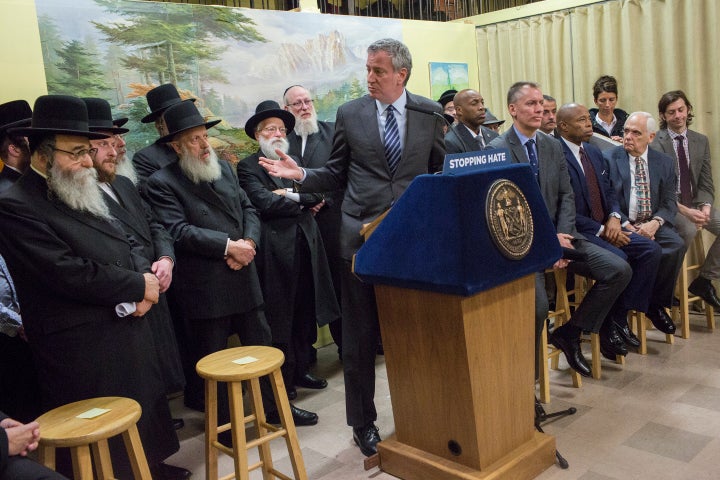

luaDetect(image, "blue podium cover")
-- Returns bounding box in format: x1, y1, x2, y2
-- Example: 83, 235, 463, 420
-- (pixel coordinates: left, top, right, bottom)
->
354, 164, 561, 296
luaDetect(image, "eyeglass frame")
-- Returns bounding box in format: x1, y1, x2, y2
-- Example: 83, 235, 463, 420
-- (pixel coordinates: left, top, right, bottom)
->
258, 126, 288, 135
52, 147, 98, 161
286, 99, 314, 109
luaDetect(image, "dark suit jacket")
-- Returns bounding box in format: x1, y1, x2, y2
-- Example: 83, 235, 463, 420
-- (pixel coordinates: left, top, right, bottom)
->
444, 123, 498, 154
0, 167, 21, 194
604, 146, 678, 225
589, 108, 628, 139
132, 142, 178, 198
561, 139, 620, 236
287, 121, 343, 258
651, 128, 714, 205
488, 127, 581, 238
145, 160, 264, 320
301, 92, 446, 260
237, 152, 339, 340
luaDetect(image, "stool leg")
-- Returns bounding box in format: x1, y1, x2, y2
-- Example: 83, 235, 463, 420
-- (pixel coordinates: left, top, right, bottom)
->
637, 313, 647, 355
269, 369, 308, 480
39, 445, 56, 470
590, 333, 601, 379
228, 380, 251, 480
248, 377, 274, 479
706, 304, 715, 330
91, 439, 114, 480
71, 445, 94, 480
122, 424, 152, 480
205, 378, 219, 480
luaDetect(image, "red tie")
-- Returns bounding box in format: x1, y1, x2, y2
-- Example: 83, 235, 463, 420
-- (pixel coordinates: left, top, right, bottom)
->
579, 147, 605, 223
675, 135, 693, 207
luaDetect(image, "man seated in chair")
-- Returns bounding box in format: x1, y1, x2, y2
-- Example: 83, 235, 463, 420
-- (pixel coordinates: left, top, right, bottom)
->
0, 410, 68, 480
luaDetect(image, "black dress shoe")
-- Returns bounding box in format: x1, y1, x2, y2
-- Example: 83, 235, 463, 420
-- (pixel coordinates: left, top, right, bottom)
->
150, 462, 191, 480
172, 418, 185, 430
287, 387, 297, 400
549, 329, 591, 377
614, 321, 641, 348
295, 372, 328, 390
353, 423, 381, 457
604, 324, 628, 355
266, 404, 318, 426
689, 276, 720, 309
646, 306, 676, 334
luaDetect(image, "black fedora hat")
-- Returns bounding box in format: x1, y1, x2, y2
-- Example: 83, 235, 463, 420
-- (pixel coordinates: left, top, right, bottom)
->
244, 100, 295, 138
437, 89, 457, 108
141, 83, 196, 124
113, 117, 128, 128
10, 95, 109, 140
483, 109, 505, 126
157, 100, 221, 144
83, 98, 129, 134
0, 100, 32, 135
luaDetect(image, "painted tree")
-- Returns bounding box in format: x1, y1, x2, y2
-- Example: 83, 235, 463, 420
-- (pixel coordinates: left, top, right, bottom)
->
92, 1, 266, 90
50, 39, 110, 96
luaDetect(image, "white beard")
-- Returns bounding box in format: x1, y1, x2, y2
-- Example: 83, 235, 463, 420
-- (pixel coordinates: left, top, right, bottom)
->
48, 161, 111, 219
258, 136, 289, 160
115, 151, 138, 185
178, 146, 222, 184
294, 113, 319, 137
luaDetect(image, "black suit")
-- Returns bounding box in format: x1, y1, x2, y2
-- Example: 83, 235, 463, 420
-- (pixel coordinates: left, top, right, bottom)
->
604, 145, 686, 307
0, 411, 67, 480
104, 175, 185, 393
146, 160, 272, 412
0, 170, 178, 472
132, 142, 177, 198
299, 91, 445, 428
444, 122, 498, 154
0, 167, 21, 194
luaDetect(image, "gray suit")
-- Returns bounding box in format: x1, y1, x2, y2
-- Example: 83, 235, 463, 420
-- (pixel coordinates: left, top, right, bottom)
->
488, 127, 631, 340
652, 129, 720, 280
299, 91, 445, 427
444, 122, 498, 154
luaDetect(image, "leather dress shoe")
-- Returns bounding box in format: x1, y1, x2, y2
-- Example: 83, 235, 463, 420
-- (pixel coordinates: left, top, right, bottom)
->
604, 323, 628, 355
353, 422, 381, 457
295, 372, 328, 390
549, 329, 591, 377
287, 387, 297, 400
614, 320, 641, 348
172, 418, 185, 430
646, 306, 676, 335
689, 276, 720, 309
150, 462, 191, 480
266, 404, 318, 426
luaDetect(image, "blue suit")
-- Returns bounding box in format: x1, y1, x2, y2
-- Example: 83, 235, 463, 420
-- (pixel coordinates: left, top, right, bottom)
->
562, 139, 661, 313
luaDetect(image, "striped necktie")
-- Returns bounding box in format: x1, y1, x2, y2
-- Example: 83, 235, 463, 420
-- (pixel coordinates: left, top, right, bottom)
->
384, 105, 401, 174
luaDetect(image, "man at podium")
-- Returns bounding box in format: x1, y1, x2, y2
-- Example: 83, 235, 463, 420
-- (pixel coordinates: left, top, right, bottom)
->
488, 82, 632, 377
259, 38, 445, 457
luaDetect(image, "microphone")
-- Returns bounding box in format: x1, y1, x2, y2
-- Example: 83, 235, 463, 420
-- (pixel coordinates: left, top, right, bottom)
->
406, 104, 473, 153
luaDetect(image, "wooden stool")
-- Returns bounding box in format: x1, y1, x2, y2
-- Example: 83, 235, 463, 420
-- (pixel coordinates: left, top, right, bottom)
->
673, 233, 715, 338
196, 345, 307, 480
36, 396, 151, 480
629, 309, 674, 355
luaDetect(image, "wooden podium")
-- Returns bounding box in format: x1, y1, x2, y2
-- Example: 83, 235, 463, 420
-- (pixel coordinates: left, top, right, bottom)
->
354, 166, 561, 479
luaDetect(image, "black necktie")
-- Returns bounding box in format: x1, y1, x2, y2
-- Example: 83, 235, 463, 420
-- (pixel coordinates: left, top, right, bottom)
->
579, 147, 605, 223
525, 139, 539, 180
675, 135, 693, 207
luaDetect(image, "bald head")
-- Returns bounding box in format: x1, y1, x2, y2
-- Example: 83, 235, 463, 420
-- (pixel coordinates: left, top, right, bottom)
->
556, 103, 593, 145
453, 89, 486, 131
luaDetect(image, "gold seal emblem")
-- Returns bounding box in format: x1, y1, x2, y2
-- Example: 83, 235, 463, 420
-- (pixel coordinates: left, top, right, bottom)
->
486, 179, 533, 260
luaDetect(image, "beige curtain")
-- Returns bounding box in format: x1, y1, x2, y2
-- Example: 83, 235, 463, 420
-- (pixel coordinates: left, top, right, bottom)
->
476, 0, 720, 188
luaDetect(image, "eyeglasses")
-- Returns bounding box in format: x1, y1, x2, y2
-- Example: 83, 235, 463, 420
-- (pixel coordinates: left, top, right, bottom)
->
286, 99, 314, 109
53, 147, 98, 161
259, 126, 288, 135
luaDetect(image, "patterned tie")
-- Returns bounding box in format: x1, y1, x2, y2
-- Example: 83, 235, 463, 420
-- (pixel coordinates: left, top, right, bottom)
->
476, 133, 485, 149
384, 105, 402, 174
635, 156, 652, 222
579, 147, 605, 223
525, 139, 539, 181
675, 135, 693, 207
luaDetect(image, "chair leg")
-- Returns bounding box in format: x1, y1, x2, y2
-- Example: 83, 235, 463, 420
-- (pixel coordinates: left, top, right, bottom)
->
228, 381, 251, 480
247, 376, 274, 479
70, 445, 94, 480
205, 379, 219, 480
122, 425, 152, 480
590, 333, 601, 379
269, 369, 308, 480
91, 439, 115, 480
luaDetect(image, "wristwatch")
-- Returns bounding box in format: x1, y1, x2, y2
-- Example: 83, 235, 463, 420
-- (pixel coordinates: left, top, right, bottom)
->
609, 212, 622, 220
652, 216, 665, 226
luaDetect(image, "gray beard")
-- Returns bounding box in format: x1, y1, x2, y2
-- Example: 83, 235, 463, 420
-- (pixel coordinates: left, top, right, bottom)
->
258, 136, 289, 160
294, 116, 319, 137
178, 146, 222, 184
115, 153, 138, 185
48, 161, 110, 219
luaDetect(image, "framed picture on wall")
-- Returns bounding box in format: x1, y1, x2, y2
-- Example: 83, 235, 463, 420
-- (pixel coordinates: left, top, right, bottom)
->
429, 62, 469, 102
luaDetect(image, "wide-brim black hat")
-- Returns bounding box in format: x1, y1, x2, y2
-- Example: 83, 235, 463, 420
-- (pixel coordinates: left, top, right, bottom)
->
113, 117, 128, 128
437, 89, 457, 107
157, 100, 221, 144
0, 100, 32, 135
9, 95, 109, 140
483, 109, 505, 126
244, 100, 295, 138
83, 98, 129, 134
141, 83, 196, 123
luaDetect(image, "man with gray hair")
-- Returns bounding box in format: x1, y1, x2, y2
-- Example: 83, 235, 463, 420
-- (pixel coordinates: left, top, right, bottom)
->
604, 111, 686, 333
259, 38, 445, 456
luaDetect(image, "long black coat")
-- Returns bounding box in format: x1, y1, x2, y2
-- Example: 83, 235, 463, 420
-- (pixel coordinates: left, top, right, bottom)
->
237, 151, 340, 343
0, 169, 178, 467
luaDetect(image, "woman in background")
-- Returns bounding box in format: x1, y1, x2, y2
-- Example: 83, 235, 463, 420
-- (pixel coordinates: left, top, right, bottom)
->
589, 75, 628, 142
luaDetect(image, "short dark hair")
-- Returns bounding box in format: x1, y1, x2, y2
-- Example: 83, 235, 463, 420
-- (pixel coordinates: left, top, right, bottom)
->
592, 75, 618, 101
543, 94, 556, 103
367, 38, 412, 85
0, 134, 24, 159
29, 134, 55, 156
658, 90, 694, 130
507, 81, 540, 106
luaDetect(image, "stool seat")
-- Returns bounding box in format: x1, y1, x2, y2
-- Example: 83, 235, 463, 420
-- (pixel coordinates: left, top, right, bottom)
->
36, 396, 151, 479
197, 345, 285, 382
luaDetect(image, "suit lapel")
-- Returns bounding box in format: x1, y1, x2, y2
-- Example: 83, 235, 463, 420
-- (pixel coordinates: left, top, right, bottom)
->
359, 97, 386, 173
687, 131, 703, 185
104, 188, 151, 244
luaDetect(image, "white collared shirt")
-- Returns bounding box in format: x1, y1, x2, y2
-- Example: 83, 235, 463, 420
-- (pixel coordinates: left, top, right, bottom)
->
376, 91, 407, 152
